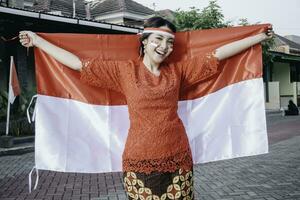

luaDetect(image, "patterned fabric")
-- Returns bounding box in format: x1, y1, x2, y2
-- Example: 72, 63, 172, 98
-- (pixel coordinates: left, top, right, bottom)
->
123, 168, 194, 200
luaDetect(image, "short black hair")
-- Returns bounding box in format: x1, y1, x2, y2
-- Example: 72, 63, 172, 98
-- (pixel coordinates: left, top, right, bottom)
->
139, 17, 177, 56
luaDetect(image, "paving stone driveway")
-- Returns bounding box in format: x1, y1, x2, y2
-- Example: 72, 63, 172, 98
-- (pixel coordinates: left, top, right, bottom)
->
0, 115, 299, 200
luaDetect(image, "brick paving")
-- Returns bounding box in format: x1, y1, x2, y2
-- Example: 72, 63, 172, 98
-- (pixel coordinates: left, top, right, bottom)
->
0, 114, 300, 200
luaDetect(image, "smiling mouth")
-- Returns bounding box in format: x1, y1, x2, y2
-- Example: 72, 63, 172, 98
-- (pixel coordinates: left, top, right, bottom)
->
155, 49, 166, 56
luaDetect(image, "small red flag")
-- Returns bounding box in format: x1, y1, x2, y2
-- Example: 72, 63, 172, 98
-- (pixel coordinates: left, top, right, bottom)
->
8, 56, 21, 104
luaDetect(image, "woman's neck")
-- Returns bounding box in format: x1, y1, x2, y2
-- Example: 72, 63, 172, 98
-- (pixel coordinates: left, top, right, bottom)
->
143, 55, 160, 76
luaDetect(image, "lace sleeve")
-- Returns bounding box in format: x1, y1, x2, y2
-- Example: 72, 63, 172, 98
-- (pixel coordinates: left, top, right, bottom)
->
178, 51, 220, 88
80, 57, 123, 93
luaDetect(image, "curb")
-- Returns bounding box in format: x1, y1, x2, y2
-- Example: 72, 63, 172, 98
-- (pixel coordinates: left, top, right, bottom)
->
0, 144, 34, 156
0, 136, 34, 156
14, 136, 35, 144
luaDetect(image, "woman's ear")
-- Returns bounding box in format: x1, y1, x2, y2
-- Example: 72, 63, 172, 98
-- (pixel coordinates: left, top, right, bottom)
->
142, 39, 148, 46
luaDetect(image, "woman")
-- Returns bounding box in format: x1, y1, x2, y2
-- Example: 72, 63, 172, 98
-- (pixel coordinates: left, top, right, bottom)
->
19, 17, 273, 199
285, 100, 299, 116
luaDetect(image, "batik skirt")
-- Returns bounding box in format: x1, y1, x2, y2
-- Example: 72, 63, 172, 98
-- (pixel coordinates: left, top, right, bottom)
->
123, 168, 194, 200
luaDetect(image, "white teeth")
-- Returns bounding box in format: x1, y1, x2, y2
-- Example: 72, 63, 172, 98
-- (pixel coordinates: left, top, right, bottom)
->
155, 50, 165, 56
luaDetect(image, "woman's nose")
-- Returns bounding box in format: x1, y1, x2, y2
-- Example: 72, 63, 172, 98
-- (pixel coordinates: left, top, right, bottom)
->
160, 40, 168, 49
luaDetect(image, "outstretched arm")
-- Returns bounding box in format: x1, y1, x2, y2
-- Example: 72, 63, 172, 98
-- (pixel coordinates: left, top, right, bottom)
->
214, 26, 273, 61
19, 31, 82, 71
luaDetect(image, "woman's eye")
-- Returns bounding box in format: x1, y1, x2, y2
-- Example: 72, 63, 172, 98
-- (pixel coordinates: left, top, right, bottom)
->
168, 41, 174, 46
155, 37, 162, 40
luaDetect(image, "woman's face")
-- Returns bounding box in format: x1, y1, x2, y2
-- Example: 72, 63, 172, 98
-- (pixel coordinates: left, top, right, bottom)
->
143, 26, 175, 65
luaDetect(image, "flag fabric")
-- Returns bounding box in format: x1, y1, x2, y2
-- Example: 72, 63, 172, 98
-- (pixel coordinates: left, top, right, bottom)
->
33, 24, 269, 173
8, 56, 21, 104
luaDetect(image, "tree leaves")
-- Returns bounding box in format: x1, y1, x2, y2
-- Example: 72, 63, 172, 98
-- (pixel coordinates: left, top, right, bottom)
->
174, 0, 227, 31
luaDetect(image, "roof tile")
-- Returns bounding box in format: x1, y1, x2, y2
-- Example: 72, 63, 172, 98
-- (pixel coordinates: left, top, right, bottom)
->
276, 34, 300, 50
33, 0, 86, 18
91, 0, 154, 17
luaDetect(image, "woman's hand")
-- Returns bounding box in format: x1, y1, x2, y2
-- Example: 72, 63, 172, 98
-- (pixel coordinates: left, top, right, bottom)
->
263, 25, 274, 40
19, 31, 82, 70
19, 31, 38, 48
215, 25, 274, 61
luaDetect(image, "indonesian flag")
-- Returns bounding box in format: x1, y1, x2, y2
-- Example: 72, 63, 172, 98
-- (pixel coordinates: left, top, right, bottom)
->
8, 56, 21, 104
34, 24, 269, 173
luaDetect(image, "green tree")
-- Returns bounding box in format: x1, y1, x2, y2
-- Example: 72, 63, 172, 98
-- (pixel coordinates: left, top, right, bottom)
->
174, 0, 229, 31
238, 18, 250, 26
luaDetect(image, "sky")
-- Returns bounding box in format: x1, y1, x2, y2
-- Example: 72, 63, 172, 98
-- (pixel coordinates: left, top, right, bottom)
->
134, 0, 300, 36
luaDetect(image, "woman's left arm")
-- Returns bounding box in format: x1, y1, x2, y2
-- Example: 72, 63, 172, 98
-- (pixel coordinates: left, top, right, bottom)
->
214, 26, 274, 61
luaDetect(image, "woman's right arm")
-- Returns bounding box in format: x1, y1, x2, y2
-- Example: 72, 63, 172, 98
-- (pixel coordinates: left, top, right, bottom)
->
19, 31, 82, 71
20, 31, 124, 93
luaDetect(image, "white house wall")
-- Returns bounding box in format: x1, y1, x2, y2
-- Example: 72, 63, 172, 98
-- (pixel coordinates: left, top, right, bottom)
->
264, 82, 280, 110
273, 62, 293, 95
272, 62, 298, 107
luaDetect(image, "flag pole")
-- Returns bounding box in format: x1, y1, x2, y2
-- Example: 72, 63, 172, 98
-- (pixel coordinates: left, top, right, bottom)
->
5, 56, 13, 136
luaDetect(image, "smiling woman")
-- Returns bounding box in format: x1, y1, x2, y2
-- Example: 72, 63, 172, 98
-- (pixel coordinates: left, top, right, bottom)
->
139, 17, 176, 55
19, 15, 272, 200
139, 17, 176, 76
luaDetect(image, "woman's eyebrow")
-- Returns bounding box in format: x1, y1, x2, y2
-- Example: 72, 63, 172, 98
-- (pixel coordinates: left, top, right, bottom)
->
155, 34, 174, 41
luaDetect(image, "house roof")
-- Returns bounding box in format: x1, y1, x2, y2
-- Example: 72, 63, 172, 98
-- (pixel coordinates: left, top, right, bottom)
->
33, 0, 87, 18
91, 0, 154, 17
285, 35, 300, 45
275, 34, 300, 50
270, 50, 300, 62
156, 9, 175, 22
32, 0, 50, 11
0, 5, 141, 33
